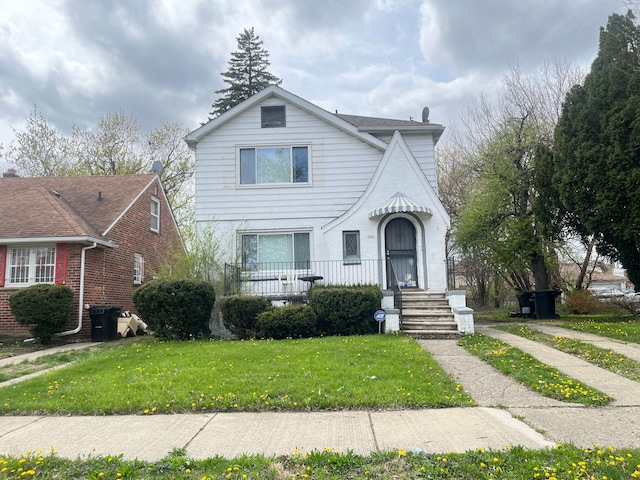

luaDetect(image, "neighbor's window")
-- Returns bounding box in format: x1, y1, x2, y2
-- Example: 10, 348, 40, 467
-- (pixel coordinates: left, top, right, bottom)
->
7, 246, 55, 286
241, 232, 310, 270
343, 231, 361, 264
150, 197, 160, 233
261, 105, 286, 128
239, 146, 309, 185
134, 253, 144, 284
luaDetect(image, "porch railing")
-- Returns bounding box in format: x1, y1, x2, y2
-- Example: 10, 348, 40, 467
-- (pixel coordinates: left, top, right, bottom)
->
224, 260, 384, 297
386, 256, 403, 325
446, 257, 456, 290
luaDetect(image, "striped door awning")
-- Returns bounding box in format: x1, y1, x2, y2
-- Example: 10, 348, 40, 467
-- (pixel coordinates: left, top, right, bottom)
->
369, 192, 433, 219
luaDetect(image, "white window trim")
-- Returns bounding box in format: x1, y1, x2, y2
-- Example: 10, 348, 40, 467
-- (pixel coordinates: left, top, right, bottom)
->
236, 144, 311, 187
134, 253, 144, 285
342, 230, 361, 265
5, 245, 56, 287
240, 230, 312, 271
150, 196, 160, 233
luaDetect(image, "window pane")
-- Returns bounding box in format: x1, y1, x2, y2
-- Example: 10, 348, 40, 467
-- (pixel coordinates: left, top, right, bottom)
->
35, 247, 55, 283
293, 147, 308, 183
242, 235, 257, 270
261, 106, 286, 128
294, 233, 310, 269
259, 234, 293, 268
10, 247, 30, 284
151, 198, 160, 232
257, 148, 291, 183
343, 231, 360, 262
240, 149, 256, 184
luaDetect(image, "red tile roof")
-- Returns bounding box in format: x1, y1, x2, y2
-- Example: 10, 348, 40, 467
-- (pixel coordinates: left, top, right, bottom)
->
0, 174, 158, 241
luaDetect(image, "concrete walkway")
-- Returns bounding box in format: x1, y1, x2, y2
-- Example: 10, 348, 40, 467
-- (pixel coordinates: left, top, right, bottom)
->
421, 324, 640, 450
0, 326, 639, 460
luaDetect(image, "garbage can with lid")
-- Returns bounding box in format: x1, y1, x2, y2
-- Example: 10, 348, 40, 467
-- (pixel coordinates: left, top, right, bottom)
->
531, 290, 561, 320
89, 306, 121, 342
515, 291, 535, 318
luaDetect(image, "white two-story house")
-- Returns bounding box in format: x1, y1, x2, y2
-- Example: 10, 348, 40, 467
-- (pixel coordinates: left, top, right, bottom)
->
186, 86, 472, 334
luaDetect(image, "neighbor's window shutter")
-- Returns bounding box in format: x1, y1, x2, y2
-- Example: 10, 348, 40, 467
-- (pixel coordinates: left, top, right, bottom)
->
0, 245, 6, 287
55, 243, 68, 285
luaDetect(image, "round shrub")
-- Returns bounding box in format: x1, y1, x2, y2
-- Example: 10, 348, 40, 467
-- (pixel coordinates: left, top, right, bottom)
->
256, 305, 317, 339
219, 295, 271, 339
309, 285, 382, 336
563, 289, 603, 315
132, 279, 215, 340
9, 284, 74, 344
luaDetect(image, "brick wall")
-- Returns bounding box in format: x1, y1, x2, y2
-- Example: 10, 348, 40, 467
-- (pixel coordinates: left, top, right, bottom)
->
0, 177, 183, 340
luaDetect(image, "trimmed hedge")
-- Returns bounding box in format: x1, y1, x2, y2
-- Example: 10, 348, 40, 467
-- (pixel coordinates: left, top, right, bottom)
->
9, 284, 74, 344
132, 279, 215, 340
256, 305, 317, 339
308, 284, 383, 336
219, 295, 271, 339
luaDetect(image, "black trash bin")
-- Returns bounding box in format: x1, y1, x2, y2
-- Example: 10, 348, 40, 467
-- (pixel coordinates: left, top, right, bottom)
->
531, 290, 561, 320
89, 306, 121, 342
516, 292, 535, 318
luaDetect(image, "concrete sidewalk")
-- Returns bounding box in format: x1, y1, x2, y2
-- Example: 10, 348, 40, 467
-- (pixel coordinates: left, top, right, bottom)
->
0, 408, 552, 461
1, 326, 640, 460
424, 325, 640, 450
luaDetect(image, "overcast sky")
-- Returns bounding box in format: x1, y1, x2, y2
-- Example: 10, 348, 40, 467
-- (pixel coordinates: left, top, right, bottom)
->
0, 0, 626, 173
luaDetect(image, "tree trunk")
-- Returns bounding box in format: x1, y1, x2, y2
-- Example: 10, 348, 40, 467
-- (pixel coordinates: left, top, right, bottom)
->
575, 237, 596, 289
531, 253, 550, 290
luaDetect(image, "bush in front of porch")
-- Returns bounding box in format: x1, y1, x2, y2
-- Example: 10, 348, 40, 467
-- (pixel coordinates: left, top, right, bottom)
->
309, 284, 383, 336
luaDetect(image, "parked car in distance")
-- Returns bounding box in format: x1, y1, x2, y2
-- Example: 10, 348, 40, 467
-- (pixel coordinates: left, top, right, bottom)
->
590, 288, 625, 299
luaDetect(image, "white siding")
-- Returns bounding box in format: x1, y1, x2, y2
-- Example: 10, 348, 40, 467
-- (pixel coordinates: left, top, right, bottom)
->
398, 134, 438, 191
195, 99, 384, 223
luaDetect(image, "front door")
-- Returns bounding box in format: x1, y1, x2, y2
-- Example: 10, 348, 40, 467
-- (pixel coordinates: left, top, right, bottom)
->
385, 218, 418, 289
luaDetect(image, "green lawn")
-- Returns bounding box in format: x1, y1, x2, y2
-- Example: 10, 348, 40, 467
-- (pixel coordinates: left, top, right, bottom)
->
0, 335, 474, 415
558, 318, 640, 344
2, 443, 640, 479
458, 334, 612, 406
497, 325, 640, 382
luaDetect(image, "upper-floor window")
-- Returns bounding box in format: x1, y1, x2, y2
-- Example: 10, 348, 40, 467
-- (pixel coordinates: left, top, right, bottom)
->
6, 246, 55, 286
150, 197, 160, 233
239, 146, 309, 185
343, 231, 361, 264
241, 232, 310, 270
134, 253, 145, 285
261, 106, 286, 128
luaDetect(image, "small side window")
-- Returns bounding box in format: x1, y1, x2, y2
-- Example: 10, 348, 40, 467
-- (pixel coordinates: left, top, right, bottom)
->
134, 253, 144, 285
343, 231, 360, 264
261, 106, 286, 128
150, 197, 160, 233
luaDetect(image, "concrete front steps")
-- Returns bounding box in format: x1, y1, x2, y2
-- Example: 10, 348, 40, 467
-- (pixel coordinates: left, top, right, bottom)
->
400, 289, 461, 339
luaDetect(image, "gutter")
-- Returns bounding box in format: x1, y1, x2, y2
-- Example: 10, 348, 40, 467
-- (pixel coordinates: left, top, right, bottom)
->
1, 236, 116, 249
55, 242, 98, 337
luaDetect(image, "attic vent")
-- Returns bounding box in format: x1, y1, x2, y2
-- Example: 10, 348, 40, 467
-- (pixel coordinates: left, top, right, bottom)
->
49, 189, 61, 198
2, 168, 19, 178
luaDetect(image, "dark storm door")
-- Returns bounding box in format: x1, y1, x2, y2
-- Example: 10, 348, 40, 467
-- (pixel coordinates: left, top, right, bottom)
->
385, 218, 418, 289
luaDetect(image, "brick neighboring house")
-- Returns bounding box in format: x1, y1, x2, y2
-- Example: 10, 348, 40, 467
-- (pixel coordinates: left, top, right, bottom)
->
0, 172, 182, 340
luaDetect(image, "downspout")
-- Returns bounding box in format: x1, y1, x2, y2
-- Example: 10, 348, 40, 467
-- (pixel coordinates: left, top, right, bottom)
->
56, 242, 97, 337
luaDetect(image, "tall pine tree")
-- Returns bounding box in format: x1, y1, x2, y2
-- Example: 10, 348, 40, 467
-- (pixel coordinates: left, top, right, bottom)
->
553, 11, 640, 287
208, 28, 282, 120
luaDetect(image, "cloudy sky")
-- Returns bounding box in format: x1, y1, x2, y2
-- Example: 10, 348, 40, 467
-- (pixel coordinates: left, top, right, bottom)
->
0, 0, 626, 172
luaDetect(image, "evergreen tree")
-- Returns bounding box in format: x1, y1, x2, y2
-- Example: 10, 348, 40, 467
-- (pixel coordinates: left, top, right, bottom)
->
209, 28, 282, 120
553, 11, 640, 287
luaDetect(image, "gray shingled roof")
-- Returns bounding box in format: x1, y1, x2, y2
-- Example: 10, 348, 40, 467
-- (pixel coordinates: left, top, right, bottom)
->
0, 174, 157, 241
335, 113, 438, 129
